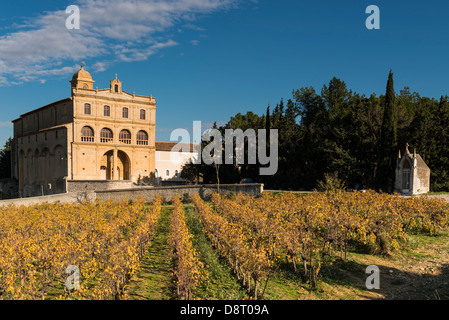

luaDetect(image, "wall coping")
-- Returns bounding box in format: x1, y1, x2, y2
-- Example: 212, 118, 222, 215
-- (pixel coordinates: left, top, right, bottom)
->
94, 183, 264, 194
68, 180, 133, 183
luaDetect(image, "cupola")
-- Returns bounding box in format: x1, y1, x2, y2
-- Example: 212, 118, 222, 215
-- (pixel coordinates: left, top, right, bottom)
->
70, 65, 94, 90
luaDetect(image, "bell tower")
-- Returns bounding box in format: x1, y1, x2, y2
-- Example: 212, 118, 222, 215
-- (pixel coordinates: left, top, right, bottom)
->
110, 73, 122, 93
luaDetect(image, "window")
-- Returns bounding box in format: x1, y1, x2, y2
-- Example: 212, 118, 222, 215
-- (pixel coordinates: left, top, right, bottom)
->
136, 130, 149, 145
166, 170, 170, 177
100, 128, 113, 143
155, 169, 158, 178
122, 107, 128, 118
104, 105, 110, 117
115, 84, 119, 93
81, 126, 94, 142
119, 129, 131, 144
84, 103, 91, 115
175, 170, 179, 177
140, 109, 146, 120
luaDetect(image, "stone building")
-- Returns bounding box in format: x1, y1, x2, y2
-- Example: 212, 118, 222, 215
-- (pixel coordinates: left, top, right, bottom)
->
155, 141, 199, 185
11, 66, 156, 197
395, 144, 430, 195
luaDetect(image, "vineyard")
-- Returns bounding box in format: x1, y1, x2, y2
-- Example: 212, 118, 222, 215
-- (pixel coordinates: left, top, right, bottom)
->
0, 190, 448, 300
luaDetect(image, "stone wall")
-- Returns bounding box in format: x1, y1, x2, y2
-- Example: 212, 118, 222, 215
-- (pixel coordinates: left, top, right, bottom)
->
95, 183, 264, 202
22, 177, 67, 198
0, 183, 264, 207
0, 179, 19, 199
0, 191, 96, 207
66, 180, 136, 192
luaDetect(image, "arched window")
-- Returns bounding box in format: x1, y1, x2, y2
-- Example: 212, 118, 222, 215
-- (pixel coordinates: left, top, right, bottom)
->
115, 84, 119, 93
175, 170, 179, 177
81, 126, 94, 142
119, 129, 131, 144
104, 105, 110, 117
84, 103, 91, 115
155, 169, 159, 178
100, 128, 113, 143
122, 107, 128, 118
166, 169, 170, 177
140, 109, 146, 120
136, 130, 149, 145
402, 160, 411, 190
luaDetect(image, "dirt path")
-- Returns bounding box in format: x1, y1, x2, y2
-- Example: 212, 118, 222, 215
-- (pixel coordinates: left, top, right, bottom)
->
125, 206, 176, 300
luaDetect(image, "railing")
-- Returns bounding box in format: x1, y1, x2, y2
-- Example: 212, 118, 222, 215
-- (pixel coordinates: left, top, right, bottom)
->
81, 136, 94, 142
100, 137, 113, 143
136, 140, 149, 145
119, 139, 131, 144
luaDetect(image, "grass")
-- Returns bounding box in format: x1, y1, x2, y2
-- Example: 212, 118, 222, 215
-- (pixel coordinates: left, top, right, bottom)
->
425, 191, 449, 195
183, 204, 249, 300
125, 205, 176, 300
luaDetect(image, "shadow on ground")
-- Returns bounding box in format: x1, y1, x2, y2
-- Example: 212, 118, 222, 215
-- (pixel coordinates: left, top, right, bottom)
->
314, 257, 449, 300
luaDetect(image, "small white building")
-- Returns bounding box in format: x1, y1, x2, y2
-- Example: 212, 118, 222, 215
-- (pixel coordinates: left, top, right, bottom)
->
395, 144, 430, 195
155, 142, 199, 185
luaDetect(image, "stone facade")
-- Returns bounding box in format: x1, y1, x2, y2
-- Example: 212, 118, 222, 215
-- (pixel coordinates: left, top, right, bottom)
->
395, 144, 430, 195
11, 66, 156, 197
155, 141, 199, 186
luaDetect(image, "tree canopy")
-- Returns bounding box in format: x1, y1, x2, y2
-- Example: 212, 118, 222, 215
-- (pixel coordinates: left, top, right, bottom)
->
181, 71, 449, 192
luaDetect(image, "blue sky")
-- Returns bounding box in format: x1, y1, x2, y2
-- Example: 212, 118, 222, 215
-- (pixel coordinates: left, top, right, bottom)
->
0, 0, 448, 147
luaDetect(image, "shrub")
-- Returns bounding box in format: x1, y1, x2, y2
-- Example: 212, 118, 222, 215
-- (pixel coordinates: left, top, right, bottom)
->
316, 172, 347, 192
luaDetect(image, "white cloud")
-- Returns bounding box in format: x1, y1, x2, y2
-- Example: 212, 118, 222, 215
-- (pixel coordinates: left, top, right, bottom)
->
92, 61, 107, 73
0, 0, 236, 85
190, 40, 200, 46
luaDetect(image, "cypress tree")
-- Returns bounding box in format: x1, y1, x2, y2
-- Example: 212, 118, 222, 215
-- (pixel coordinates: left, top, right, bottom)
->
265, 105, 271, 130
265, 105, 271, 143
377, 69, 397, 192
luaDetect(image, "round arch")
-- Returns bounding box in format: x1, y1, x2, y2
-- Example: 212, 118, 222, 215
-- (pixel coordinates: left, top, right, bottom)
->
117, 150, 131, 180
18, 150, 25, 188
26, 149, 33, 184
34, 149, 39, 183
41, 148, 50, 185
53, 145, 66, 179
100, 150, 131, 180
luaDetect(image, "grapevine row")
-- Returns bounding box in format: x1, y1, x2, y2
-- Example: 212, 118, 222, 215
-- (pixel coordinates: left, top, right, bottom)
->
216, 191, 449, 280
168, 195, 207, 300
0, 196, 162, 300
192, 194, 272, 299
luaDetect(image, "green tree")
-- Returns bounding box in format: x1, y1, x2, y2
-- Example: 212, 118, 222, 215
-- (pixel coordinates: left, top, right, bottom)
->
376, 70, 397, 191
0, 138, 12, 179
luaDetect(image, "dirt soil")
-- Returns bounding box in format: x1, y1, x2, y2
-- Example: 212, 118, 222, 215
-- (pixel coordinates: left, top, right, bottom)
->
350, 232, 449, 300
